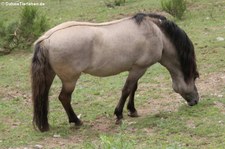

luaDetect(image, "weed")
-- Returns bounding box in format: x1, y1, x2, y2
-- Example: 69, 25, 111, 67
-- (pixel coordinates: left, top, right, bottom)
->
161, 0, 186, 19
114, 0, 126, 6
0, 6, 49, 53
99, 134, 136, 149
104, 0, 126, 8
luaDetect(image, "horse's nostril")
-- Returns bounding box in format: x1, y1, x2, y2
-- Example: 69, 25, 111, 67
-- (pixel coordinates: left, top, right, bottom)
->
189, 102, 194, 106
195, 99, 198, 105
188, 99, 198, 106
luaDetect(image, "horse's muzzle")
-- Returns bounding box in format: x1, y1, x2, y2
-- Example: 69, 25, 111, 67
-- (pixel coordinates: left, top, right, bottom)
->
182, 91, 199, 106
187, 98, 198, 106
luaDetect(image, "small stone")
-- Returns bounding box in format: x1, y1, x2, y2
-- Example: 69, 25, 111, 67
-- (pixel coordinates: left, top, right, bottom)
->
53, 134, 61, 138
216, 37, 224, 41
218, 94, 223, 98
34, 144, 43, 149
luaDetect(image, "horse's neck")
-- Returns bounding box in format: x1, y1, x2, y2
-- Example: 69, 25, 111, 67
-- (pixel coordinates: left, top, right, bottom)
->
160, 39, 183, 83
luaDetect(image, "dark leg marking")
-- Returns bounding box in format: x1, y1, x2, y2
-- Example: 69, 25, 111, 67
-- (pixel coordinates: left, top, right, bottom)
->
127, 82, 139, 117
59, 83, 83, 127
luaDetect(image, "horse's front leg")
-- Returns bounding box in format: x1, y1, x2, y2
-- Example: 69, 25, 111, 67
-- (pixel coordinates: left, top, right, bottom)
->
127, 82, 139, 117
114, 67, 146, 124
114, 79, 135, 124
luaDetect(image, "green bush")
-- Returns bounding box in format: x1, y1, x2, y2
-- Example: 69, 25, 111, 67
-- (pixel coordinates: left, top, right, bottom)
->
114, 0, 126, 6
104, 0, 125, 8
161, 0, 187, 19
0, 21, 19, 50
0, 6, 49, 53
0, 21, 6, 38
18, 6, 49, 49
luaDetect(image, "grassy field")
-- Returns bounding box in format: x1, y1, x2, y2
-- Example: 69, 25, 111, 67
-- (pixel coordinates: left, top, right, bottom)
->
0, 0, 225, 148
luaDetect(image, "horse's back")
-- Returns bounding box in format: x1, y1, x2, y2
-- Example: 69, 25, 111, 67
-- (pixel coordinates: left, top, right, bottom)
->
34, 18, 131, 45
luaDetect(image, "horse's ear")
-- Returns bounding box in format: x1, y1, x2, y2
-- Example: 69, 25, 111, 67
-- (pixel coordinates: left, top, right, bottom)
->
147, 13, 167, 21
133, 13, 147, 24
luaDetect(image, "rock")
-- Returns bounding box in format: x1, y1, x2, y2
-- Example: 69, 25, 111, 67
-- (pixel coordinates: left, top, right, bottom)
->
53, 134, 61, 138
217, 94, 223, 98
34, 144, 43, 149
216, 37, 224, 41
218, 120, 223, 124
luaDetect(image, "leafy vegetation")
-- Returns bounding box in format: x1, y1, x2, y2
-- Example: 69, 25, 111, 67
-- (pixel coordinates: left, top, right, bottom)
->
0, 0, 225, 148
161, 0, 187, 19
104, 0, 126, 8
114, 0, 126, 6
0, 6, 48, 53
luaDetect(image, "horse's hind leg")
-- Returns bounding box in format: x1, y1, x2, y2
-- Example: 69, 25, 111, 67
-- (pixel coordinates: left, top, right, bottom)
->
127, 82, 139, 117
59, 79, 83, 126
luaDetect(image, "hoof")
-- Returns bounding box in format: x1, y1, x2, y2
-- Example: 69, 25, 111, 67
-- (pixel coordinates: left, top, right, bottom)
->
75, 120, 83, 126
128, 111, 139, 117
115, 119, 123, 125
70, 120, 83, 129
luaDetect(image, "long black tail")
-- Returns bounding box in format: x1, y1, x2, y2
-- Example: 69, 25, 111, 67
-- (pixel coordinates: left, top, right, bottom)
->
31, 42, 55, 132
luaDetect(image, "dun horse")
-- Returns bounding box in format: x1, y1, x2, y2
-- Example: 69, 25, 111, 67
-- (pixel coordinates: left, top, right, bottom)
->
31, 13, 199, 132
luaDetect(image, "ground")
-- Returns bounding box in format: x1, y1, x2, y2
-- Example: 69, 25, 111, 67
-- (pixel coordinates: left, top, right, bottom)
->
0, 0, 225, 148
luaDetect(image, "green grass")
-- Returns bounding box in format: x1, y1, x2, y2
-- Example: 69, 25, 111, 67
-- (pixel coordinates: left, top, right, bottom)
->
0, 0, 225, 148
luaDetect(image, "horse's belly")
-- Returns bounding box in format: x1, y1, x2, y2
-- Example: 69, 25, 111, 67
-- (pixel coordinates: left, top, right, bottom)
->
83, 61, 132, 77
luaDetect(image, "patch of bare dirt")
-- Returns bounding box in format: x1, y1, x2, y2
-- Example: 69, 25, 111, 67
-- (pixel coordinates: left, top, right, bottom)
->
138, 94, 182, 117
197, 72, 225, 98
0, 86, 31, 129
89, 115, 117, 133
28, 116, 117, 149
34, 134, 85, 149
0, 86, 31, 104
213, 101, 225, 114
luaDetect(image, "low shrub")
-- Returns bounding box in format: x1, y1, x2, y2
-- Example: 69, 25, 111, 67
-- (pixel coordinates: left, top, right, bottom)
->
161, 0, 187, 19
105, 0, 126, 8
114, 0, 126, 6
0, 6, 49, 53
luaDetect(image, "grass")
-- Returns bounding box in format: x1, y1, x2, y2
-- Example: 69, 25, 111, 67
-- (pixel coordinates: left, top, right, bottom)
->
0, 0, 225, 148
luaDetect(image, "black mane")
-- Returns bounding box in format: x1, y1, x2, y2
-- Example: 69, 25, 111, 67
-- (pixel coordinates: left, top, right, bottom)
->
133, 13, 199, 83
133, 13, 166, 24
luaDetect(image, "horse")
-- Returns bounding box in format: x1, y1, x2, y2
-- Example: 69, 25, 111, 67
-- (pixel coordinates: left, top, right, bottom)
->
31, 13, 199, 132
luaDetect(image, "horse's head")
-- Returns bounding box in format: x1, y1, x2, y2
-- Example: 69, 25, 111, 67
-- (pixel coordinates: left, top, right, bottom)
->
172, 75, 199, 106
